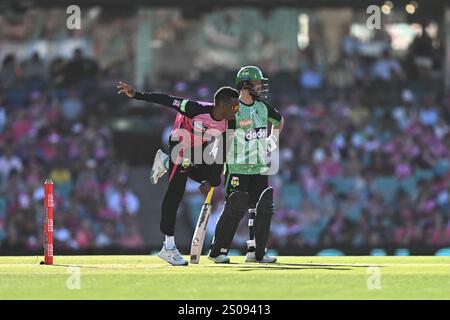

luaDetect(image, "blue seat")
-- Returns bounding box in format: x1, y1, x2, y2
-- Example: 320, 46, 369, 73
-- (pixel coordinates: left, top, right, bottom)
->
55, 182, 73, 201
26, 79, 46, 91
434, 159, 450, 176
415, 169, 434, 181
307, 192, 322, 206
370, 176, 398, 202
301, 226, 321, 246
4, 89, 26, 108
399, 177, 418, 199
0, 197, 7, 220
345, 204, 362, 223
330, 176, 355, 194
281, 184, 302, 210
51, 88, 69, 102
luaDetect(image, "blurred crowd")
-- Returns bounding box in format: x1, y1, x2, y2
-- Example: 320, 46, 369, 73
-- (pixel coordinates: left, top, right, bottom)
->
1, 7, 449, 252
0, 49, 143, 251
264, 87, 450, 249
178, 24, 450, 250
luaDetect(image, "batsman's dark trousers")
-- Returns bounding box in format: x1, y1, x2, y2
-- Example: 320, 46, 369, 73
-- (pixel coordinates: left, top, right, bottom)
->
224, 172, 268, 206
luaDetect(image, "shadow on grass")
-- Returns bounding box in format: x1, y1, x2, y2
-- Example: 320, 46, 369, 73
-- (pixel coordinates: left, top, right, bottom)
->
273, 262, 384, 268
51, 261, 384, 272
235, 266, 353, 271
205, 262, 355, 271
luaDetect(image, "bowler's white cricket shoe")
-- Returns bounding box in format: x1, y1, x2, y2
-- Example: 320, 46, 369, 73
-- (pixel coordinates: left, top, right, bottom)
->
245, 251, 277, 263
207, 254, 230, 264
157, 243, 188, 266
150, 149, 169, 184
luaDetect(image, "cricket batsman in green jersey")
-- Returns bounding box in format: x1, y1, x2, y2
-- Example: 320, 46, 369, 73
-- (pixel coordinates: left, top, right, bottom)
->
208, 66, 284, 263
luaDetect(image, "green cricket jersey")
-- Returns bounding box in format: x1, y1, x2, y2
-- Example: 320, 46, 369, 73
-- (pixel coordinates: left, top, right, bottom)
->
226, 99, 282, 175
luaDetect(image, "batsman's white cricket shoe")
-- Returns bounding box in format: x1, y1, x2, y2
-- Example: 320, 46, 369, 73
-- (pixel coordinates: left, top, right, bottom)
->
208, 254, 230, 264
245, 251, 277, 263
150, 149, 169, 184
158, 243, 188, 266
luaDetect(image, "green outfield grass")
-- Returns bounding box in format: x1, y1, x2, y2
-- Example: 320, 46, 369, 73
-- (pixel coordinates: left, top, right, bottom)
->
0, 256, 449, 299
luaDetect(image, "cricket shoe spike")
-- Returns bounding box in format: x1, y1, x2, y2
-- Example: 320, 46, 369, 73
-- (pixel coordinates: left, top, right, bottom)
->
150, 149, 169, 184
245, 251, 277, 263
158, 242, 188, 266
207, 254, 230, 264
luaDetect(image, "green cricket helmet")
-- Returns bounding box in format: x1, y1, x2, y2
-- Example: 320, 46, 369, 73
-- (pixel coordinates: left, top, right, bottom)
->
235, 66, 269, 99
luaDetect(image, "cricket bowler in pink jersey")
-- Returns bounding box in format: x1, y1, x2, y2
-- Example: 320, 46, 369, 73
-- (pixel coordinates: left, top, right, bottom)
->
117, 81, 239, 265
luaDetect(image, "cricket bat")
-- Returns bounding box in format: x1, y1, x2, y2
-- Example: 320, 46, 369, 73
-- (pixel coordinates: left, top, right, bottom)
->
190, 187, 215, 264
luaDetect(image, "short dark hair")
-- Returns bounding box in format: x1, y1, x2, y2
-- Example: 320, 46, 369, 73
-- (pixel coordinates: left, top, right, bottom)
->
214, 86, 239, 107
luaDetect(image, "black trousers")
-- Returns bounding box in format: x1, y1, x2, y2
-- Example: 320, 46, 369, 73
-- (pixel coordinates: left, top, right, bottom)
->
160, 144, 212, 236
208, 172, 270, 257
224, 172, 268, 207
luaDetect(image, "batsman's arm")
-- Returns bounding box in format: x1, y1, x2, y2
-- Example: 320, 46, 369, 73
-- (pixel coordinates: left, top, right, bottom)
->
264, 101, 283, 132
272, 116, 284, 133
264, 101, 283, 150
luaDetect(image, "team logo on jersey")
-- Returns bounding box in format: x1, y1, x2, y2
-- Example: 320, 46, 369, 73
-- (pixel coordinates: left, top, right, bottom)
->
181, 158, 191, 169
245, 127, 266, 141
240, 119, 253, 127
230, 176, 240, 188
193, 121, 208, 132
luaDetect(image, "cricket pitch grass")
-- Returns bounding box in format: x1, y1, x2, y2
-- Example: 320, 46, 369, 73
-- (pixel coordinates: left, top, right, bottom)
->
1, 256, 449, 299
